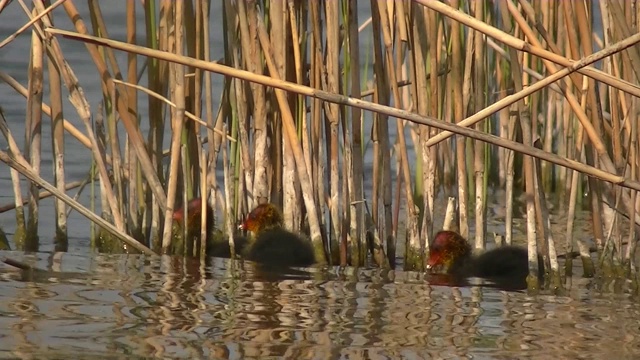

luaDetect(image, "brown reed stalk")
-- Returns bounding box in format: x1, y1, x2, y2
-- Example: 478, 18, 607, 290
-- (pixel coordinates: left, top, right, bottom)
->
370, 1, 395, 268
0, 73, 92, 148
41, 3, 67, 251
425, 2, 640, 150
307, 1, 333, 262
125, 0, 140, 241
346, 0, 367, 267
255, 14, 326, 264
626, 97, 639, 271
48, 28, 640, 192
494, 47, 513, 245
222, 122, 235, 258
566, 119, 595, 277
375, 0, 421, 270
505, 102, 516, 247
430, 9, 440, 245
47, 2, 142, 236
560, 1, 605, 256
88, 0, 130, 219
321, 0, 343, 265
203, 0, 218, 203
574, 1, 610, 258
179, 2, 202, 204
497, 0, 540, 292
533, 145, 563, 292
162, 1, 185, 252
472, 0, 486, 252
411, 4, 436, 266
144, 0, 163, 250
59, 2, 156, 231
22, 10, 44, 251
88, 1, 128, 242
235, 0, 257, 212
269, 0, 300, 233
449, 0, 468, 240
0, 104, 154, 255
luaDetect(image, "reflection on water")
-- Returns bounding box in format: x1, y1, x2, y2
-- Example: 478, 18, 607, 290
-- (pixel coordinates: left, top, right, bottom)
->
0, 252, 638, 359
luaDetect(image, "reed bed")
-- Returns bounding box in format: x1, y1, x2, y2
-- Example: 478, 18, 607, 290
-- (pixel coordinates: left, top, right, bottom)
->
1, 0, 640, 293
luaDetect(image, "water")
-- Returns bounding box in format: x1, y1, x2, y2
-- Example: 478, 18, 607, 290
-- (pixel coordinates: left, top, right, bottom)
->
0, 253, 638, 359
0, 1, 636, 359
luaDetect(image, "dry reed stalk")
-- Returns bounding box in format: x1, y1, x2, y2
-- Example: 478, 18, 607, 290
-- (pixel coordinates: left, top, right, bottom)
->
235, 0, 257, 211
23, 12, 43, 250
87, 1, 130, 239
412, 4, 434, 264
45, 28, 640, 192
567, 124, 595, 278
179, 145, 189, 256
0, 108, 27, 243
449, 0, 468, 240
125, 0, 141, 241
203, 0, 217, 202
473, 0, 486, 252
493, 41, 514, 246
179, 3, 201, 200
291, 2, 317, 243
0, 180, 94, 213
322, 0, 343, 265
429, 8, 441, 252
370, 0, 395, 268
496, 56, 507, 188
420, 0, 640, 99
625, 74, 639, 240
505, 105, 516, 247
307, 1, 330, 262
198, 151, 207, 259
222, 123, 235, 258
269, 1, 299, 233
255, 15, 325, 265
162, 1, 185, 252
424, 4, 640, 149
0, 129, 154, 255
497, 0, 540, 292
375, 0, 421, 270
61, 1, 167, 214
0, 0, 66, 49
42, 4, 67, 250
347, 0, 367, 266
534, 146, 562, 291
573, 1, 610, 258
0, 72, 92, 148
443, 197, 456, 231
626, 98, 639, 270
511, 0, 638, 239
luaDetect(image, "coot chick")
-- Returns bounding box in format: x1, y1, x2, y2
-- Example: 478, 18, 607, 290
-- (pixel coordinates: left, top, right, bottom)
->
426, 230, 543, 290
172, 198, 247, 257
239, 203, 315, 268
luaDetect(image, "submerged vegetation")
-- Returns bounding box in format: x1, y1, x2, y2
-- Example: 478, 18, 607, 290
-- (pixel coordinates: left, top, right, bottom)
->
1, 1, 640, 294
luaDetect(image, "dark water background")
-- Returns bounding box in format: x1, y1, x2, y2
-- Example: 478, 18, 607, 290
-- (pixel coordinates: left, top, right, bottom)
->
1, 2, 639, 359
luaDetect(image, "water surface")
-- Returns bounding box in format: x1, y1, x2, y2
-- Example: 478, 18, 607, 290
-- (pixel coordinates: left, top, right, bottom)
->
0, 252, 638, 359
